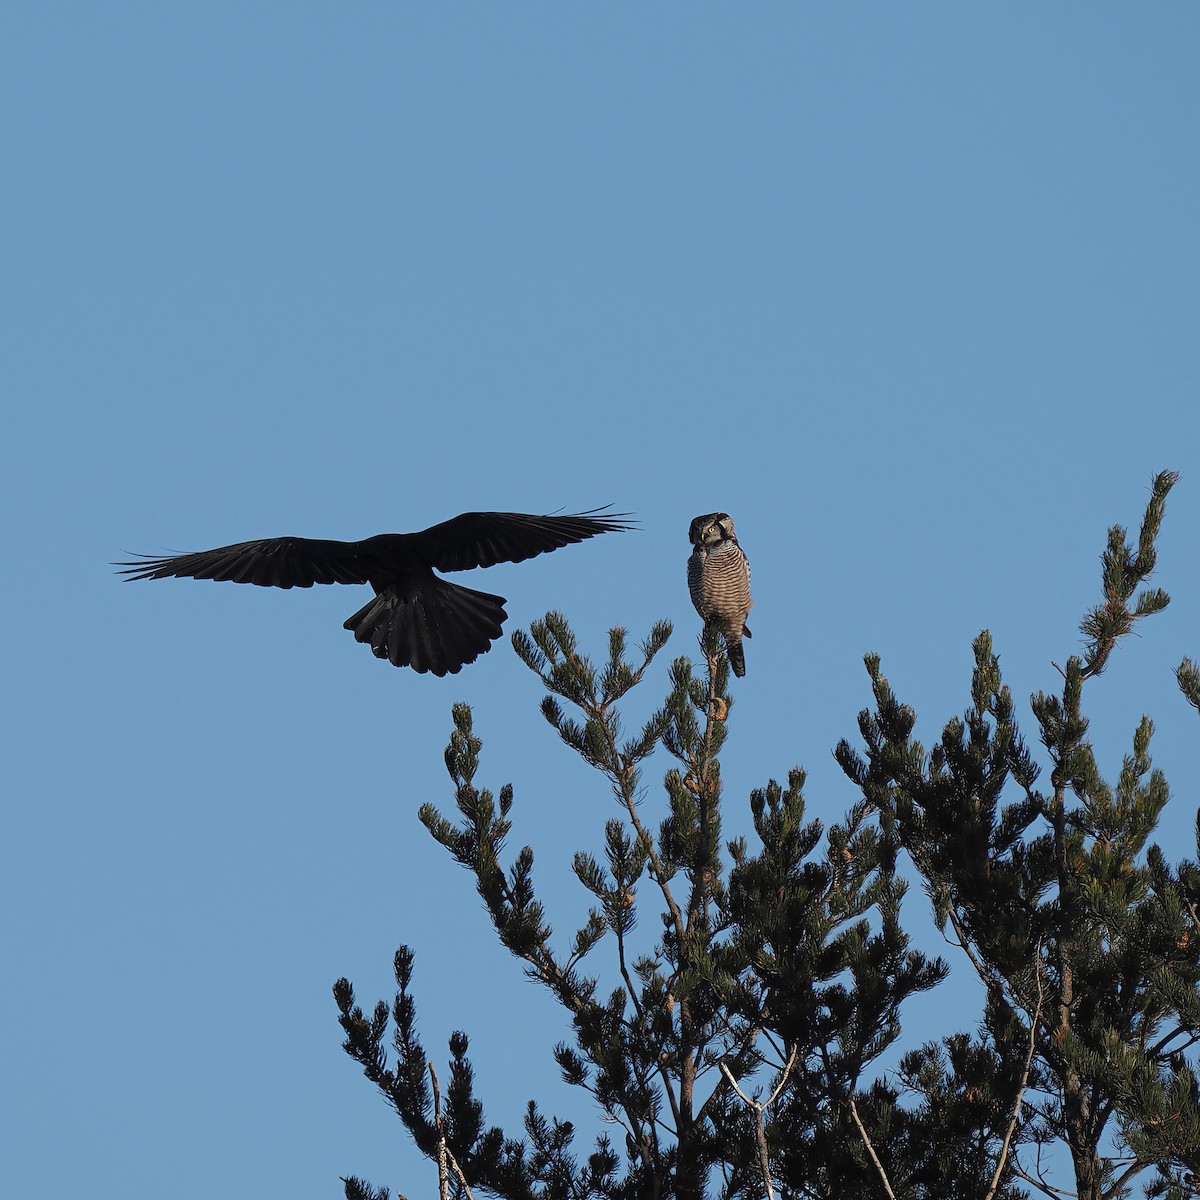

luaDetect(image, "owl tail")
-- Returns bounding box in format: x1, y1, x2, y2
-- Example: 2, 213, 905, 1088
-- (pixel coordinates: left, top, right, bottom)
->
726, 626, 749, 678
343, 578, 507, 676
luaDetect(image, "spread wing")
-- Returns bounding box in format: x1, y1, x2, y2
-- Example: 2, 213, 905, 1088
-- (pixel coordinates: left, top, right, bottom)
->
408, 509, 637, 573
115, 537, 372, 589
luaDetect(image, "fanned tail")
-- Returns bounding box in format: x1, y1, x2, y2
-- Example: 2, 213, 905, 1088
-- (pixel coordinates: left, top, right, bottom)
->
343, 578, 507, 676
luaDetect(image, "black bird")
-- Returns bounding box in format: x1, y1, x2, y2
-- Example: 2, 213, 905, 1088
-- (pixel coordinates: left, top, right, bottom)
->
118, 509, 634, 676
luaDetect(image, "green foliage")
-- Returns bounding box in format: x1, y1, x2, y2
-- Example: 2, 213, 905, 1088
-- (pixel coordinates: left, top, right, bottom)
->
836, 470, 1200, 1200
336, 614, 953, 1200
334, 471, 1200, 1200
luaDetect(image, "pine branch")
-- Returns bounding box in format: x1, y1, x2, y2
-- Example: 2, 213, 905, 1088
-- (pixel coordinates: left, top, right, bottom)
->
342, 1177, 393, 1200
1177, 658, 1200, 715
1079, 469, 1177, 680
429, 1061, 478, 1200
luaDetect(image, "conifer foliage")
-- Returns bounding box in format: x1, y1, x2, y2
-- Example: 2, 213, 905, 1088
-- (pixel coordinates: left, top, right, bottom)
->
335, 472, 1199, 1200
837, 471, 1200, 1200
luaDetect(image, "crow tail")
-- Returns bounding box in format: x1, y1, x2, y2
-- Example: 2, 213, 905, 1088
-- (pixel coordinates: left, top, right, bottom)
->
343, 578, 507, 675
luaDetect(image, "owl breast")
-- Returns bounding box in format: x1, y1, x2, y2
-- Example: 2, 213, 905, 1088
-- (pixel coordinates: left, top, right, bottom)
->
688, 540, 752, 627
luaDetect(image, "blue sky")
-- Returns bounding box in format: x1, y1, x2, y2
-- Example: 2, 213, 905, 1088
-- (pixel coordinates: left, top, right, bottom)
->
4, 5, 1199, 1197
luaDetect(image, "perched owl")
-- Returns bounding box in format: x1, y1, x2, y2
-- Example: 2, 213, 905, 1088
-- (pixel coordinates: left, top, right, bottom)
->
687, 512, 752, 677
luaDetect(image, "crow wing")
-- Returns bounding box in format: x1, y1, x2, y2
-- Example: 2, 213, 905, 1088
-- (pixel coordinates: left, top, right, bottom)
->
116, 537, 372, 589
407, 509, 636, 573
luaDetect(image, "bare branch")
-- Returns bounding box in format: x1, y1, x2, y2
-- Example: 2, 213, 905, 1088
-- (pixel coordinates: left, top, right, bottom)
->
1109, 1157, 1155, 1196
718, 1045, 799, 1200
987, 949, 1045, 1200
444, 1143, 478, 1200
765, 1043, 799, 1109
848, 1095, 898, 1200
428, 1061, 450, 1200
1008, 1157, 1078, 1200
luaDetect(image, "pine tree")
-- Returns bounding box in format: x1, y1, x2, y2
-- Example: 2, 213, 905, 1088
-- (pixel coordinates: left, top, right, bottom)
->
335, 618, 947, 1200
334, 472, 1199, 1200
837, 471, 1200, 1200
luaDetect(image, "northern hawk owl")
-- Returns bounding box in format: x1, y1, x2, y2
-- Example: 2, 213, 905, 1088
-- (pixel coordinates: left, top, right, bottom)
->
687, 512, 752, 677
118, 509, 634, 676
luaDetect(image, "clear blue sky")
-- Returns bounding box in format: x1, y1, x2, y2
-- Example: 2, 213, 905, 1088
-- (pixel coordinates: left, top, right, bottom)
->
4, 6, 1199, 1197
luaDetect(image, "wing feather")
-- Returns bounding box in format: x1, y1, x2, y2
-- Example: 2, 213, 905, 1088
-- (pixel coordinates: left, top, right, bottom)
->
410, 509, 636, 573
115, 537, 372, 589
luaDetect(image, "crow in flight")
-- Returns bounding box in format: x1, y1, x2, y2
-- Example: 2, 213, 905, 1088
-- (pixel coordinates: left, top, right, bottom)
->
118, 509, 634, 675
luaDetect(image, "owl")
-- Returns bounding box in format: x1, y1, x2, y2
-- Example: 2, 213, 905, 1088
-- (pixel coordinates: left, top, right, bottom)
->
687, 512, 752, 677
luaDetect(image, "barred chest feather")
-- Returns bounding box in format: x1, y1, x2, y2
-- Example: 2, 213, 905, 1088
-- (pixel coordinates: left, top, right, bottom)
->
688, 539, 752, 625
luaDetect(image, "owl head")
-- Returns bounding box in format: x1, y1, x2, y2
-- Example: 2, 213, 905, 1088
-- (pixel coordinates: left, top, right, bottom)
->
689, 512, 736, 547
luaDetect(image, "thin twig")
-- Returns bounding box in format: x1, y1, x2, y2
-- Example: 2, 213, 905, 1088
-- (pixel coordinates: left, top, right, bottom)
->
428, 1061, 450, 1200
987, 948, 1045, 1200
686, 642, 722, 926
598, 703, 685, 940
696, 1023, 761, 1125
945, 905, 1004, 993
1109, 1157, 1156, 1197
848, 1096, 898, 1200
429, 1060, 478, 1200
815, 1041, 897, 1199
761, 1029, 786, 1065
615, 911, 683, 1133
718, 1043, 798, 1200
765, 1044, 799, 1108
1149, 1023, 1200, 1057
1008, 1157, 1077, 1200
443, 1143, 477, 1200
